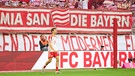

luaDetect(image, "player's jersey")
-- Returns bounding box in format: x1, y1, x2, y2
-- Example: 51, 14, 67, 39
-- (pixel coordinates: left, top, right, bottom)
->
48, 35, 58, 52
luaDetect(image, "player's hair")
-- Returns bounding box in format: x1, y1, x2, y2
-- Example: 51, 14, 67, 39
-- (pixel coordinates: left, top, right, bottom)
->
51, 27, 57, 33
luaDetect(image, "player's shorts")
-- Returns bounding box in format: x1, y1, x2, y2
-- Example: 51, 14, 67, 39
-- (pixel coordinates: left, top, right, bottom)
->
48, 51, 59, 58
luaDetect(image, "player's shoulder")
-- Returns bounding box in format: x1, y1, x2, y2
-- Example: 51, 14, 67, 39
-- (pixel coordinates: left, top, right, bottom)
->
48, 35, 53, 38
48, 35, 52, 37
48, 35, 54, 40
48, 35, 57, 38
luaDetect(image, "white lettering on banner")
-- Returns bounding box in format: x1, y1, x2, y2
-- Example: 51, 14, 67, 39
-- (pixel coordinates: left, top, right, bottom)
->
0, 12, 23, 25
27, 13, 32, 25
1, 34, 135, 51
32, 51, 135, 70
26, 13, 50, 26
104, 16, 110, 27
70, 14, 87, 27
91, 15, 130, 27
0, 9, 132, 34
91, 15, 97, 27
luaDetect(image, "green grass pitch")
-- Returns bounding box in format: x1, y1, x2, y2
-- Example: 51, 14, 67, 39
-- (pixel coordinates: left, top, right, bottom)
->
0, 68, 135, 76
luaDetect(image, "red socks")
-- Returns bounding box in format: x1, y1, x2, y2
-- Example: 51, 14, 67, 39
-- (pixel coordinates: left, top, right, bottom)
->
43, 66, 46, 68
56, 67, 58, 71
44, 66, 58, 71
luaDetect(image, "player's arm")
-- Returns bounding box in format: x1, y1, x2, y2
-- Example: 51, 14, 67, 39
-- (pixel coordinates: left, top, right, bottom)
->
48, 41, 56, 52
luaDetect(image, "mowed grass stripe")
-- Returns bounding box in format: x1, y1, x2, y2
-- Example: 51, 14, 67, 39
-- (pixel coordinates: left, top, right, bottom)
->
0, 68, 135, 76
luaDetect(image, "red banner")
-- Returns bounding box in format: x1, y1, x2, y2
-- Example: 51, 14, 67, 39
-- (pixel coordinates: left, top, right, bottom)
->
0, 51, 135, 71
0, 52, 43, 71
0, 8, 132, 34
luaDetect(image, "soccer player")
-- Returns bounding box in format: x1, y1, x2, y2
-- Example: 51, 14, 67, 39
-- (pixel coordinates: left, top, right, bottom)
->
42, 27, 60, 74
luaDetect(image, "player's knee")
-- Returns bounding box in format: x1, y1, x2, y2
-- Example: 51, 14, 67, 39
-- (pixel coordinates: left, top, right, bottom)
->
48, 59, 52, 63
49, 60, 52, 63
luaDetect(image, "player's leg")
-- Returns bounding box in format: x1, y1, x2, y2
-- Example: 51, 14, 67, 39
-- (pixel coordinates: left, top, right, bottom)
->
54, 52, 60, 74
43, 58, 52, 68
42, 58, 52, 73
55, 56, 59, 71
42, 52, 53, 72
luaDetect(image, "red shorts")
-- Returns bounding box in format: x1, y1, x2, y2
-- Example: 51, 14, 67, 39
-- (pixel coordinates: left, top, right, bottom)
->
48, 52, 59, 58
